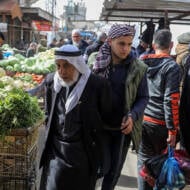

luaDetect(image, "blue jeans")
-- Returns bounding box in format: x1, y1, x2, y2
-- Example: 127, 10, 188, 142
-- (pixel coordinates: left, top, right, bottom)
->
137, 153, 154, 190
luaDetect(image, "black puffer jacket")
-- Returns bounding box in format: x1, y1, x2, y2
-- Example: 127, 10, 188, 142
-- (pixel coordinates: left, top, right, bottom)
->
141, 54, 181, 131
85, 40, 104, 57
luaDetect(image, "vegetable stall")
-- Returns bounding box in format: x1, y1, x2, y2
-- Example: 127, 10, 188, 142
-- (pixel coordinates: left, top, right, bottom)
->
0, 46, 56, 190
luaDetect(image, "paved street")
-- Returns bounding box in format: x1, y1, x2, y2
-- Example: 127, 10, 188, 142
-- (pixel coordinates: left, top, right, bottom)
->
96, 148, 138, 190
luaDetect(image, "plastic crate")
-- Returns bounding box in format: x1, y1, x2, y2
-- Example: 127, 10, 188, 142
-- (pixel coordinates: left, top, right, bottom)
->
0, 120, 43, 189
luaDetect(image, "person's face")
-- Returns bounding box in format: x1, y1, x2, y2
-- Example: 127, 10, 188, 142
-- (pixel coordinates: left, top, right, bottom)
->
72, 33, 81, 43
60, 40, 64, 45
140, 41, 149, 49
56, 59, 77, 83
31, 44, 36, 49
108, 35, 133, 60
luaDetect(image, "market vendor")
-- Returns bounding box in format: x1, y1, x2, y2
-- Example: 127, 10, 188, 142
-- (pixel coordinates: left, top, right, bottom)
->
39, 44, 112, 190
26, 42, 37, 57
0, 32, 5, 60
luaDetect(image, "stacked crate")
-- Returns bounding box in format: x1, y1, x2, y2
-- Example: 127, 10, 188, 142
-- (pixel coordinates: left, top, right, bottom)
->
0, 121, 42, 190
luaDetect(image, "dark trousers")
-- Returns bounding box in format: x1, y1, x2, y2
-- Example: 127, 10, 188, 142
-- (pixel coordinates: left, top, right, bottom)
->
101, 132, 131, 190
137, 122, 168, 190
39, 154, 93, 190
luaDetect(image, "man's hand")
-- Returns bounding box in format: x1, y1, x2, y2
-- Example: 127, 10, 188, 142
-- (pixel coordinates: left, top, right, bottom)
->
120, 115, 133, 135
167, 134, 176, 147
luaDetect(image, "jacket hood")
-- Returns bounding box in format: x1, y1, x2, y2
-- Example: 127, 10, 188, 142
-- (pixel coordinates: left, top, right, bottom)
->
141, 53, 172, 78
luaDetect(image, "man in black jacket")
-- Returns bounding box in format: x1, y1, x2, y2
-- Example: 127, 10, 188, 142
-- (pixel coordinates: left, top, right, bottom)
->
39, 44, 112, 190
84, 31, 107, 63
138, 29, 181, 190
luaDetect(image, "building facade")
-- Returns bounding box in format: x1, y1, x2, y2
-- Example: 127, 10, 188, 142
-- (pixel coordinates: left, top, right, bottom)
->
0, 0, 59, 49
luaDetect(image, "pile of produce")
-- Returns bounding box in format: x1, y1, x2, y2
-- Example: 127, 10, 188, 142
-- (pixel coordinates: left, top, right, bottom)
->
0, 88, 44, 137
0, 67, 44, 137
0, 48, 56, 75
0, 45, 48, 137
0, 68, 36, 91
14, 72, 44, 85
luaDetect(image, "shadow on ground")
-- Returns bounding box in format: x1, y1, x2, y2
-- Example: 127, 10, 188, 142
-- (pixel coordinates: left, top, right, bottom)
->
96, 174, 138, 190
117, 174, 138, 188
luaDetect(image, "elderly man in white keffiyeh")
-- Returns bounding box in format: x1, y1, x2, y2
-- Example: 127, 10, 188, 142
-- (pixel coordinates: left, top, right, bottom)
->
89, 24, 149, 190
39, 44, 112, 190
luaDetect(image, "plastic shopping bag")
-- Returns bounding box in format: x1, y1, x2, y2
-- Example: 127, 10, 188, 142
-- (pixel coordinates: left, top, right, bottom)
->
145, 153, 168, 179
174, 149, 190, 184
140, 153, 168, 187
155, 145, 186, 190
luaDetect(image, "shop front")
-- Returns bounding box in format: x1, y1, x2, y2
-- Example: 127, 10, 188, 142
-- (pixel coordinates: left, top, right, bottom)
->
0, 0, 23, 47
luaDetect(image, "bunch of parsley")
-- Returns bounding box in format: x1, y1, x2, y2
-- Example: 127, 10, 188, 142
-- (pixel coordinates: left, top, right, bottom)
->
0, 88, 44, 136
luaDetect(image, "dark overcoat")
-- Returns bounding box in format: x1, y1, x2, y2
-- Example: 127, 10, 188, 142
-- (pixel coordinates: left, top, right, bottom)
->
179, 60, 190, 155
39, 72, 112, 189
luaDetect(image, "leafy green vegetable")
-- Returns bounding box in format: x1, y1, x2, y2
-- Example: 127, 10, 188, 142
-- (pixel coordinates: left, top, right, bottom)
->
1, 44, 10, 50
7, 57, 19, 66
14, 53, 25, 61
0, 60, 8, 67
0, 88, 44, 137
13, 63, 22, 72
25, 57, 36, 67
6, 65, 14, 71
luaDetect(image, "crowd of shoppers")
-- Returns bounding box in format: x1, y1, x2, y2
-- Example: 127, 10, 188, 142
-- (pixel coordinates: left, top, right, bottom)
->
34, 24, 190, 190
1, 22, 188, 190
